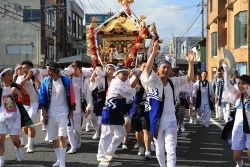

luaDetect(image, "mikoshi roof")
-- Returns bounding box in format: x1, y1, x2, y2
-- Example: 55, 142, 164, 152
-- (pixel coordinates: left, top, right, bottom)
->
92, 6, 156, 67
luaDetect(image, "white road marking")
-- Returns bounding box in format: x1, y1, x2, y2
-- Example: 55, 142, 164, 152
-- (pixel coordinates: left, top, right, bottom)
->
97, 161, 110, 167
210, 118, 224, 130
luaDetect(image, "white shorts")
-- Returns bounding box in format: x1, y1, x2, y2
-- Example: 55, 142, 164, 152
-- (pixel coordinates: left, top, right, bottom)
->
24, 101, 39, 127
232, 125, 250, 150
97, 116, 102, 125
47, 115, 69, 141
0, 121, 21, 135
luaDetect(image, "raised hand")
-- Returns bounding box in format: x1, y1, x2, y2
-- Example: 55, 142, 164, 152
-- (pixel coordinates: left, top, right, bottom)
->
152, 41, 160, 54
187, 50, 194, 63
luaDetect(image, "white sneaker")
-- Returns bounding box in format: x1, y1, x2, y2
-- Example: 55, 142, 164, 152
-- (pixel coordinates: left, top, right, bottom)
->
24, 143, 28, 148
199, 122, 209, 128
189, 118, 193, 124
150, 142, 156, 152
106, 153, 119, 159
86, 126, 90, 132
92, 132, 99, 140
181, 124, 185, 132
76, 142, 81, 149
67, 148, 76, 154
97, 155, 111, 162
138, 147, 145, 156
134, 142, 139, 149
193, 119, 198, 125
122, 144, 128, 150
26, 148, 34, 153
41, 126, 46, 131
52, 160, 60, 167
145, 150, 151, 160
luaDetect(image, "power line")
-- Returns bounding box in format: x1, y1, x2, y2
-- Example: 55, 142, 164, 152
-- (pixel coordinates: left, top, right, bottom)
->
93, 0, 108, 13
0, 9, 41, 29
0, 3, 61, 34
86, 0, 99, 13
179, 12, 201, 37
78, 0, 92, 14
178, 8, 201, 37
98, 0, 111, 12
89, 0, 104, 13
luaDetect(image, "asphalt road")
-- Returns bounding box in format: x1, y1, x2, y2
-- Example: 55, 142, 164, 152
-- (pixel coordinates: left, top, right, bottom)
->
2, 112, 250, 167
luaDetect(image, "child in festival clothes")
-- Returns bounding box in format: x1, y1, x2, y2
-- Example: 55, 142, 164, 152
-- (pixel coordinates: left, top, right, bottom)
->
97, 66, 137, 162
0, 68, 32, 167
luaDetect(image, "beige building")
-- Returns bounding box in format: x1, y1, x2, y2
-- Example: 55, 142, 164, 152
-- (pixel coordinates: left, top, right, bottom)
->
0, 0, 42, 68
206, 0, 249, 81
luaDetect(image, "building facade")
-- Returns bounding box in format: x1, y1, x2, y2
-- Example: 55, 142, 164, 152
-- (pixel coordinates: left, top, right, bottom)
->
206, 0, 249, 81
169, 36, 201, 72
0, 0, 42, 68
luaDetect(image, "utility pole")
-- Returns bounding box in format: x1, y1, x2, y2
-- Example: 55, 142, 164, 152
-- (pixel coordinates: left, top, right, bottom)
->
201, 0, 205, 40
248, 0, 250, 74
53, 0, 57, 62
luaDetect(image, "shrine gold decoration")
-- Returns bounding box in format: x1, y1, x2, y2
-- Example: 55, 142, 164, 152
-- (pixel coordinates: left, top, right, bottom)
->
118, 0, 134, 6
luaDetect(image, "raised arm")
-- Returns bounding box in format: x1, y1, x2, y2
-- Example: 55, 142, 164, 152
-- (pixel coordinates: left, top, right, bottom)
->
145, 41, 159, 79
187, 50, 194, 83
222, 63, 239, 103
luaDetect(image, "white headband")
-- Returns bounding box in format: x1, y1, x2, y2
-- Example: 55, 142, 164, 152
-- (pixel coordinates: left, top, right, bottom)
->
0, 68, 12, 77
106, 64, 117, 70
116, 69, 129, 74
15, 66, 22, 72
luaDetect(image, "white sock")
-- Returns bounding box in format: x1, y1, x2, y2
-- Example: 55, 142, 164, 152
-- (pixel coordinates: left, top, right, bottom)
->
27, 138, 34, 150
0, 156, 4, 167
59, 148, 66, 167
52, 148, 60, 166
67, 130, 76, 150
19, 137, 24, 145
15, 147, 24, 161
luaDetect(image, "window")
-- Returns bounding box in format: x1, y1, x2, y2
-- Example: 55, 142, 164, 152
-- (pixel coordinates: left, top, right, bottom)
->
76, 15, 79, 38
47, 45, 54, 58
234, 11, 247, 49
46, 12, 54, 27
72, 12, 76, 36
6, 44, 32, 55
211, 32, 217, 57
236, 62, 247, 75
78, 17, 82, 39
210, 0, 213, 13
23, 9, 41, 22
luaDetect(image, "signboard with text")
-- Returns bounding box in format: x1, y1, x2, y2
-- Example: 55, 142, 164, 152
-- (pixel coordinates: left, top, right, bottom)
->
85, 14, 112, 25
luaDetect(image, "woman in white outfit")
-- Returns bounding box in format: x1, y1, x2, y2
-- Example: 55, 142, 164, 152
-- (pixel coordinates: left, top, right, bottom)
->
223, 63, 250, 167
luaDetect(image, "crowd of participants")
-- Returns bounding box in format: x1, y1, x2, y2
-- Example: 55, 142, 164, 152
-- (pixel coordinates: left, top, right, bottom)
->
0, 41, 250, 167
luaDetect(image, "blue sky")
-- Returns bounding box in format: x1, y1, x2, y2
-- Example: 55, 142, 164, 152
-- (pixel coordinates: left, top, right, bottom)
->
79, 0, 206, 47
